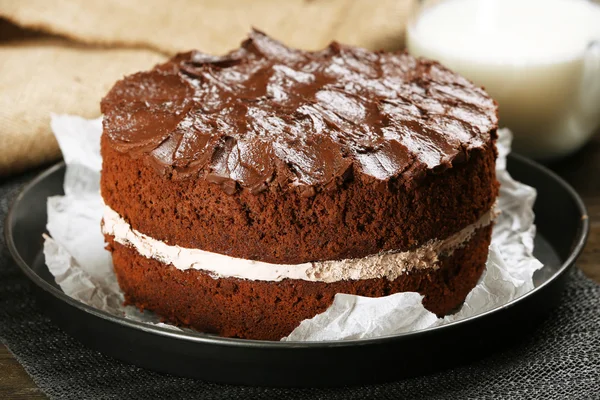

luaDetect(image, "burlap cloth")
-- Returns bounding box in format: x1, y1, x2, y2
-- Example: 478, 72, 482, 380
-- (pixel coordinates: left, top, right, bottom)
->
0, 0, 413, 176
1, 168, 599, 399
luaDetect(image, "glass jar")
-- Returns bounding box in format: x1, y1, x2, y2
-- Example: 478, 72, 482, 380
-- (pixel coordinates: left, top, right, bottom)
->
406, 0, 600, 160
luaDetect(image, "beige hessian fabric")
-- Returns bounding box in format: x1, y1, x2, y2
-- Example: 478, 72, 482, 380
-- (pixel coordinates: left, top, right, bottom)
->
0, 0, 414, 176
0, 0, 413, 55
0, 38, 166, 176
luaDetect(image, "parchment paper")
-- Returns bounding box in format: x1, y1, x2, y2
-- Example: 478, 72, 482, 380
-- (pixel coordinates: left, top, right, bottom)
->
43, 114, 542, 341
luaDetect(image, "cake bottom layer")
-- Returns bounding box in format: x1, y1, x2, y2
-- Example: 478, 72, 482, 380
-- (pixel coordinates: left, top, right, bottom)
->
107, 225, 492, 341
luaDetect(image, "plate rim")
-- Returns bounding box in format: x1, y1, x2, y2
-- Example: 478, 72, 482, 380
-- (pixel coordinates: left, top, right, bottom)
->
4, 154, 590, 349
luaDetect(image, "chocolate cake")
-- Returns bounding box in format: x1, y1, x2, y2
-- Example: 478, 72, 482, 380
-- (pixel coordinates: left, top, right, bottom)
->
100, 30, 499, 341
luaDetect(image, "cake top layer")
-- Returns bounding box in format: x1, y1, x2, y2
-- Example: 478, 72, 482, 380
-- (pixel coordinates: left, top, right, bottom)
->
101, 30, 497, 195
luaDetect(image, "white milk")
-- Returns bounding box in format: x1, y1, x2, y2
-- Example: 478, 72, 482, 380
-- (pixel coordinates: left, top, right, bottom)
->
407, 0, 600, 159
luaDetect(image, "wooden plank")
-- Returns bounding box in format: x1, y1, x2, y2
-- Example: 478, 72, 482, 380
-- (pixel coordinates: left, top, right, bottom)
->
0, 344, 45, 399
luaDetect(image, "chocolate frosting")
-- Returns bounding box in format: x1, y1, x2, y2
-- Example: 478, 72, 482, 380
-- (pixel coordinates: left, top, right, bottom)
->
101, 30, 498, 195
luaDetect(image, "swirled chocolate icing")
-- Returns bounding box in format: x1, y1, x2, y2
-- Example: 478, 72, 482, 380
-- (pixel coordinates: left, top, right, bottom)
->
101, 30, 498, 195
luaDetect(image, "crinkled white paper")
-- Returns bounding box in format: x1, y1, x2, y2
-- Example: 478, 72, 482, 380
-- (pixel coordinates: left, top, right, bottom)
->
44, 114, 542, 341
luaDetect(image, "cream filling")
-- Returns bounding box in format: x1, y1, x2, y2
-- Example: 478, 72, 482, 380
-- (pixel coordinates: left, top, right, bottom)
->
102, 205, 497, 283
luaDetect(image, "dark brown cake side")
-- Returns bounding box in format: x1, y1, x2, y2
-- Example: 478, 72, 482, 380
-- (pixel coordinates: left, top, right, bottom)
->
101, 138, 496, 264
107, 224, 491, 341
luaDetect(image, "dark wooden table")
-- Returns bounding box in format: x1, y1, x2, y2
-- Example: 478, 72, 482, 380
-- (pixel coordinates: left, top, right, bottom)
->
2, 133, 600, 399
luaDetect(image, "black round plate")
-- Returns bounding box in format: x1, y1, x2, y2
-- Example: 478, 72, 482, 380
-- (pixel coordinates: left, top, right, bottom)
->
4, 154, 589, 387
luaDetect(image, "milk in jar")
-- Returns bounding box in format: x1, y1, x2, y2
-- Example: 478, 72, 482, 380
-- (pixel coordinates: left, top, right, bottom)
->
407, 0, 600, 159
